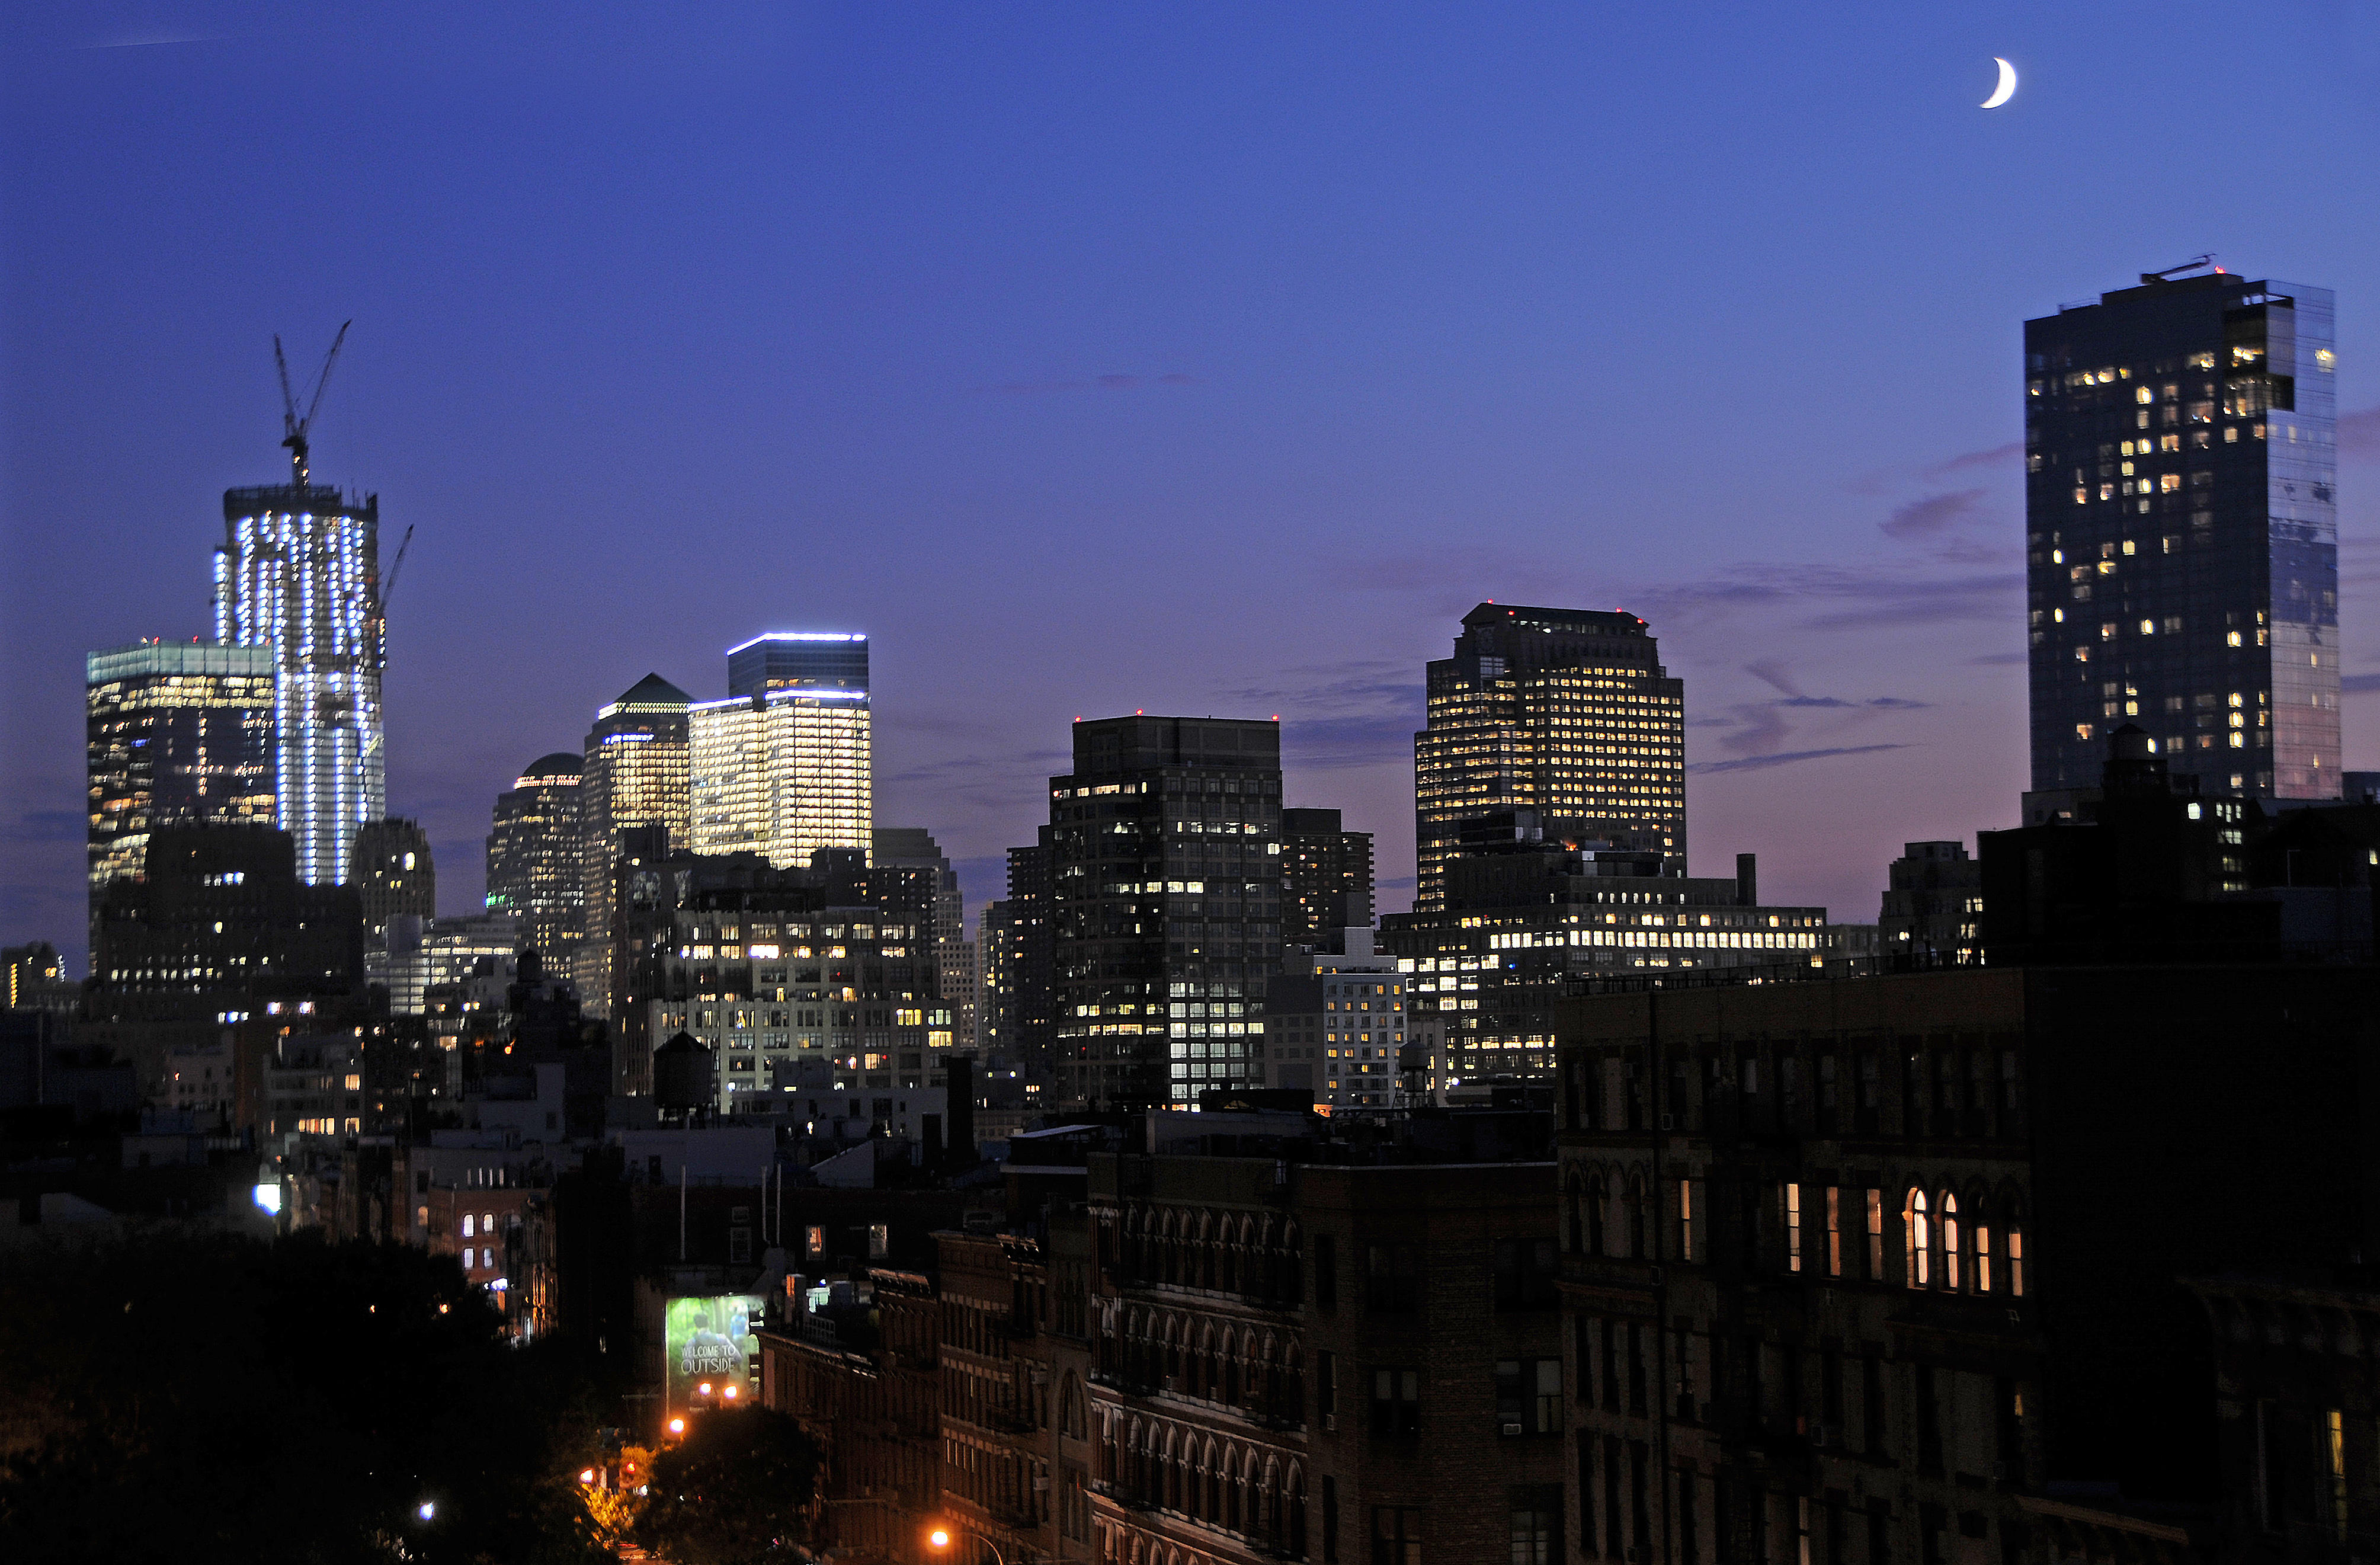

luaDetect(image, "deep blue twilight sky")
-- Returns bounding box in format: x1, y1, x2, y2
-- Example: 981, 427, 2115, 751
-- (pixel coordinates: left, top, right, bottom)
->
7, 3, 2379, 971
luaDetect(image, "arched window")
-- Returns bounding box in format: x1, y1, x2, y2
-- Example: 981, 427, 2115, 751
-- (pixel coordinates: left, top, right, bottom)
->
1287, 1464, 1309, 1557
1623, 1175, 1646, 1259
1061, 1372, 1086, 1438
1588, 1176, 1608, 1256
1222, 1329, 1241, 1406
1199, 1213, 1218, 1290
1940, 1192, 1962, 1292
2007, 1204, 2027, 1297
1904, 1189, 1930, 1288
1566, 1176, 1586, 1254
1203, 1438, 1221, 1520
1223, 1448, 1242, 1532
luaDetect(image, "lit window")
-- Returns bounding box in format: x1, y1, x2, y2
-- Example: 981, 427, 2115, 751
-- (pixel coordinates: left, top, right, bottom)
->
1905, 1190, 1930, 1288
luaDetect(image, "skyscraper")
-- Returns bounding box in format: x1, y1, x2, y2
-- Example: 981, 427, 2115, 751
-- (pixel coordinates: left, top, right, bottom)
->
1413, 603, 1687, 911
687, 688, 872, 867
726, 632, 869, 698
85, 641, 276, 906
578, 674, 691, 1015
873, 827, 976, 1049
485, 751, 585, 966
214, 479, 385, 888
1047, 715, 1283, 1108
2025, 266, 2338, 798
1277, 806, 1375, 951
350, 818, 435, 940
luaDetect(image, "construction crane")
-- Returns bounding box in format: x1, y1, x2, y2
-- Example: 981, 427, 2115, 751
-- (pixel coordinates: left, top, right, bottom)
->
274, 320, 351, 489
379, 524, 416, 610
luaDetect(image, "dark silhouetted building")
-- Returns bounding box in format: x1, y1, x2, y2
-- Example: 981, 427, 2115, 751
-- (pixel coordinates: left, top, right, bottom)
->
350, 818, 435, 942
874, 827, 976, 1051
2026, 265, 2337, 799
486, 751, 585, 967
1557, 958, 2380, 1563
1047, 715, 1283, 1108
1416, 604, 1686, 911
1879, 840, 1984, 968
1279, 807, 1375, 952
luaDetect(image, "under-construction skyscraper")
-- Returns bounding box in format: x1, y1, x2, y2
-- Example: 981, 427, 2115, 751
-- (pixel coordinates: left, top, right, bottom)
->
212, 326, 386, 887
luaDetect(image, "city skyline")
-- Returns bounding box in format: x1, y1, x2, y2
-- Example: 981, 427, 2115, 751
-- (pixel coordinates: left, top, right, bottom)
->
6, 8, 2379, 974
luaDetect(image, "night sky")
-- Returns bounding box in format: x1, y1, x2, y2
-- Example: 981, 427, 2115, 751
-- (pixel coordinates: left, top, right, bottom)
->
6, 3, 2378, 971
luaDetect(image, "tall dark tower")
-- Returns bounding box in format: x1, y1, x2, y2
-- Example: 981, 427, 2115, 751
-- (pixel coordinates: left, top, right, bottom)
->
2025, 265, 2338, 798
1046, 716, 1283, 1108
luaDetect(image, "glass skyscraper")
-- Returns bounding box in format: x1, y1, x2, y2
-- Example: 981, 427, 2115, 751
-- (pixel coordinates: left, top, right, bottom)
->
214, 481, 385, 885
686, 687, 873, 869
1045, 715, 1283, 1108
1413, 603, 1686, 911
2026, 268, 2338, 798
85, 640, 277, 904
486, 751, 585, 967
578, 673, 691, 1017
725, 632, 869, 698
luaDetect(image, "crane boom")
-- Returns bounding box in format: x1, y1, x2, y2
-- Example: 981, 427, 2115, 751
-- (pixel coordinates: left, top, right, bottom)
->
380, 524, 415, 609
273, 321, 352, 488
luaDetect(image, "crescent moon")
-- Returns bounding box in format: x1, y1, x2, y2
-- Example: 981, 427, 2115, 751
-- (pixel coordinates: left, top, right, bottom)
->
1981, 57, 2017, 109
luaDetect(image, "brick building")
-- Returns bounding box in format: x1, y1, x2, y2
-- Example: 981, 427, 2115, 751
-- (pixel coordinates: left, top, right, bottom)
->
1552, 962, 2380, 1565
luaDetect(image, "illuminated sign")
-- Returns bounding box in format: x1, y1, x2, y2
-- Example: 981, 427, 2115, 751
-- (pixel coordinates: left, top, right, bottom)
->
665, 1294, 764, 1410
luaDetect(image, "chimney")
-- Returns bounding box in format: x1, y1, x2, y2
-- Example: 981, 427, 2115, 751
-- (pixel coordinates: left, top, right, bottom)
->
946, 1055, 975, 1169
1735, 853, 1758, 908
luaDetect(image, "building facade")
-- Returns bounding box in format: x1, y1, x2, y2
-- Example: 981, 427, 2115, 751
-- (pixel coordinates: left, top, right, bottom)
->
215, 481, 386, 887
1279, 808, 1375, 953
687, 689, 872, 869
1415, 605, 1687, 913
578, 674, 691, 1017
1047, 716, 1285, 1109
726, 631, 869, 698
350, 817, 435, 940
1261, 949, 1409, 1109
85, 641, 277, 910
486, 751, 585, 967
2025, 267, 2339, 799
1383, 847, 1828, 1090
1878, 841, 1984, 969
876, 827, 979, 1052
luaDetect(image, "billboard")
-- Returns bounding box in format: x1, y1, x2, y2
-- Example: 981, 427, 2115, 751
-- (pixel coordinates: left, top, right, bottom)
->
665, 1294, 764, 1410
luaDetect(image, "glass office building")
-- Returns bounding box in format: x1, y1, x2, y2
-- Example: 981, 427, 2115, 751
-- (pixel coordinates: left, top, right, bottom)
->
1413, 603, 1686, 911
85, 640, 277, 902
687, 687, 873, 869
578, 674, 691, 1016
725, 632, 869, 699
486, 751, 585, 966
214, 482, 385, 885
2026, 269, 2338, 798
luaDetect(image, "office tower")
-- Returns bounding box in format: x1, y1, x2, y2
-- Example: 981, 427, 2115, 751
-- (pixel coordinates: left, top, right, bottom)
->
215, 471, 385, 888
873, 827, 976, 1048
378, 912, 523, 1017
1277, 806, 1375, 951
1414, 603, 1687, 911
610, 838, 949, 1103
1879, 840, 1985, 968
578, 674, 690, 1016
485, 751, 585, 966
350, 818, 435, 942
726, 631, 869, 698
85, 641, 277, 905
1381, 844, 1828, 1086
2025, 265, 2338, 798
1048, 715, 1283, 1108
687, 687, 872, 868
1262, 944, 1410, 1108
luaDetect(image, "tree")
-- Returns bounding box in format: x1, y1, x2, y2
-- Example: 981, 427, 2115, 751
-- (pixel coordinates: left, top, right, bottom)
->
632, 1406, 819, 1565
0, 1230, 613, 1565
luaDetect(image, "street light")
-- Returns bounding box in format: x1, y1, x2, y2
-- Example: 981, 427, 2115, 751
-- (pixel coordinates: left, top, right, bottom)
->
925, 1521, 1011, 1564
668, 1417, 686, 1436
417, 1501, 436, 1522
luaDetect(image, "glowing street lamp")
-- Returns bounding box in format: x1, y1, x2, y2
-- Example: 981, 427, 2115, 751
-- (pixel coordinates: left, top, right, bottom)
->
668, 1417, 686, 1436
417, 1501, 436, 1522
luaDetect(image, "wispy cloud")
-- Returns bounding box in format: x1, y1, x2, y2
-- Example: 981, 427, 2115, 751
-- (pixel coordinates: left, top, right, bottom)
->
2340, 673, 2380, 694
1921, 442, 2024, 481
1881, 488, 1988, 540
1970, 650, 2028, 666
0, 809, 82, 846
1689, 743, 1908, 776
1222, 661, 1423, 771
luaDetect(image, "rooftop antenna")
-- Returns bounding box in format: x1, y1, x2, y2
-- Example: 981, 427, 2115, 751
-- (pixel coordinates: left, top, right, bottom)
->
273, 321, 350, 489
